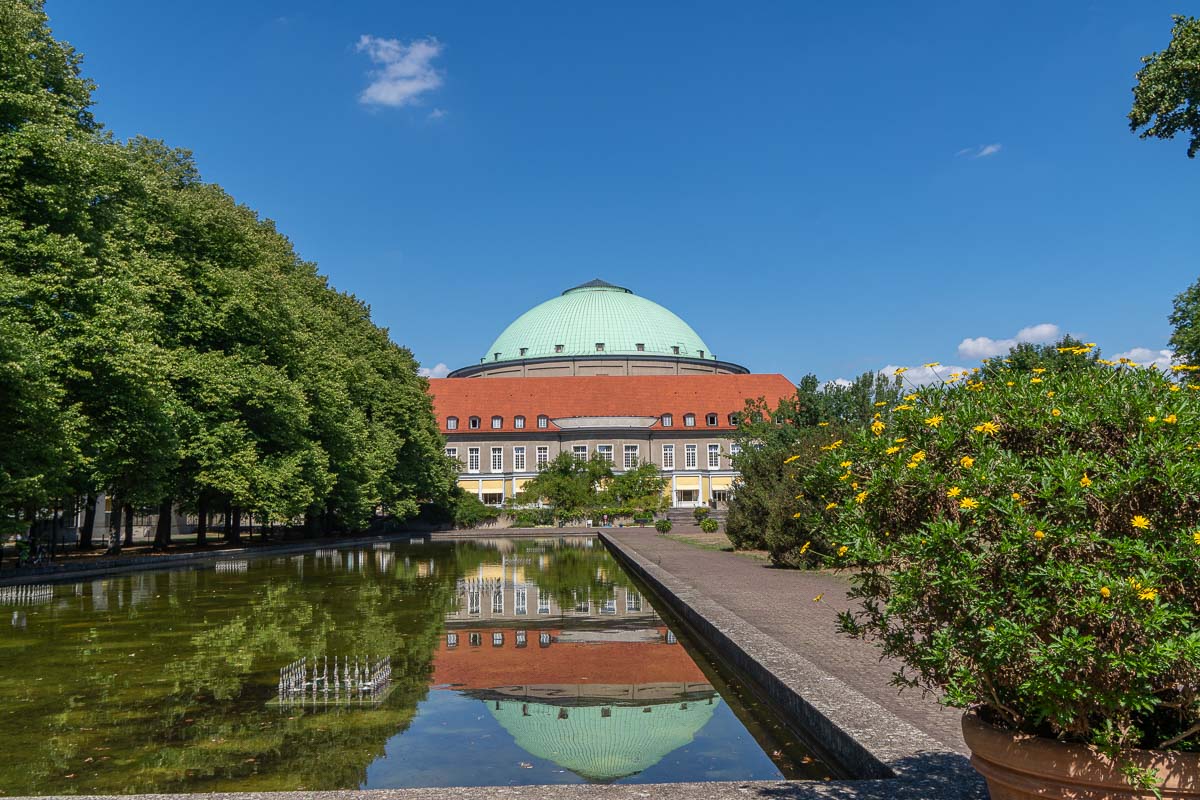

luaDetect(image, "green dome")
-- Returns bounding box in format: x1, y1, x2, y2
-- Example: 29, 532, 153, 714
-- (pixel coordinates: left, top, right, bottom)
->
486, 698, 720, 782
480, 280, 716, 365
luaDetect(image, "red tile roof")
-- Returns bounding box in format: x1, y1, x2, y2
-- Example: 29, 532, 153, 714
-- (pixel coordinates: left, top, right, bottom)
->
427, 374, 796, 434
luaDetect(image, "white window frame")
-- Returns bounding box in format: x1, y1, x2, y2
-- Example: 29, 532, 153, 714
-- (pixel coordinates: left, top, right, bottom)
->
515, 585, 527, 615
491, 415, 503, 429
706, 413, 718, 427
572, 445, 588, 460
626, 591, 642, 612
685, 444, 697, 469
536, 446, 549, 467
708, 443, 721, 469
623, 444, 639, 470
469, 416, 480, 430
514, 415, 525, 429
446, 417, 458, 430
468, 447, 480, 473
513, 446, 526, 472
537, 415, 549, 429
597, 444, 614, 464
730, 443, 741, 458
538, 589, 551, 614
445, 447, 458, 462
490, 447, 503, 473
468, 589, 481, 614
684, 413, 695, 427
492, 587, 504, 614
661, 414, 673, 427
661, 444, 675, 470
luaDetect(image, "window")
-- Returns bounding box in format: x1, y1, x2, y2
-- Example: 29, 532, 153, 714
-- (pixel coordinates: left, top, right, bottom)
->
601, 598, 617, 614
446, 632, 459, 648
519, 347, 528, 356
662, 444, 675, 470
684, 413, 696, 427
468, 416, 480, 429
539, 631, 551, 646
468, 589, 481, 615
491, 447, 503, 472
491, 415, 503, 429
492, 632, 504, 647
468, 447, 480, 473
672, 346, 680, 355
494, 352, 501, 361
597, 444, 614, 464
492, 588, 504, 614
482, 492, 503, 505
636, 343, 645, 351
572, 445, 588, 460
446, 416, 458, 430
445, 447, 458, 462
730, 443, 741, 458
595, 342, 605, 352
708, 444, 721, 469
538, 589, 551, 614
728, 413, 740, 426
536, 446, 549, 467
698, 350, 705, 358
513, 446, 526, 471
554, 344, 564, 353
515, 586, 527, 615
685, 444, 697, 469
537, 415, 549, 429
626, 591, 642, 612
623, 444, 639, 469
514, 415, 525, 429
661, 413, 673, 427
706, 413, 718, 426
516, 630, 527, 647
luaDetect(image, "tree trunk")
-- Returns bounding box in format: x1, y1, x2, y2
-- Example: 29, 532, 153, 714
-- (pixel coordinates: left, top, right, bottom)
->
196, 496, 208, 548
222, 498, 232, 542
153, 498, 172, 550
230, 505, 242, 544
79, 493, 97, 550
123, 503, 134, 547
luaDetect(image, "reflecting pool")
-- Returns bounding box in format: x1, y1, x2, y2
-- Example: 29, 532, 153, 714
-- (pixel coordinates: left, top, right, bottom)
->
0, 537, 830, 793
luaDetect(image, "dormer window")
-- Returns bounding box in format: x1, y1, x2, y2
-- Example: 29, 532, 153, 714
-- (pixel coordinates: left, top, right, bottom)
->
595, 343, 605, 352
728, 413, 740, 426
514, 415, 525, 429
469, 416, 481, 430
683, 413, 695, 427
519, 347, 528, 357
491, 415, 503, 429
635, 343, 645, 352
494, 352, 501, 361
446, 416, 458, 431
671, 346, 680, 355
661, 414, 673, 427
706, 413, 718, 427
537, 415, 549, 429
554, 344, 564, 353
698, 350, 705, 358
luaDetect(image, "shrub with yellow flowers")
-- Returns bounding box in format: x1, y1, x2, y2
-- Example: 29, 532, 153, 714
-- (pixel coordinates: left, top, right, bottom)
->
803, 352, 1200, 754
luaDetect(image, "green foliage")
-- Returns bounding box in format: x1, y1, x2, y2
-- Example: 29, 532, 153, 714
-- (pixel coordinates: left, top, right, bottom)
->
1130, 15, 1200, 158
799, 348, 1200, 752
602, 460, 668, 513
699, 517, 719, 533
514, 452, 666, 523
692, 506, 710, 524
655, 518, 673, 534
508, 507, 554, 528
0, 2, 453, 538
449, 489, 499, 529
726, 371, 902, 552
1170, 278, 1200, 367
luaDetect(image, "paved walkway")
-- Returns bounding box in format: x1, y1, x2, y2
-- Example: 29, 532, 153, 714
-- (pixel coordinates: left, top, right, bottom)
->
605, 529, 968, 755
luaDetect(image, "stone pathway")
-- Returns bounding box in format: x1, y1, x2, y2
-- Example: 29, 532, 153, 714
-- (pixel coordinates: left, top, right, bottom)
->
605, 528, 968, 755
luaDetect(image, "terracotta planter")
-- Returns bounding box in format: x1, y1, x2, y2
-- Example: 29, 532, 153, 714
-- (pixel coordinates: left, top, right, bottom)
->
961, 710, 1200, 799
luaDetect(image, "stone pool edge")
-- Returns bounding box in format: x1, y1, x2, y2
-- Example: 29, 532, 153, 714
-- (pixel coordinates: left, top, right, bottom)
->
598, 531, 986, 797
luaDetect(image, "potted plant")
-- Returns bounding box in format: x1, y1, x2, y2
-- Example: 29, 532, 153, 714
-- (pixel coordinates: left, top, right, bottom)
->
798, 347, 1200, 798
655, 518, 672, 534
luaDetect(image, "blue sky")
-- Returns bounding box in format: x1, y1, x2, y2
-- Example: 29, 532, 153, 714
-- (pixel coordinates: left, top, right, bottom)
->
48, 1, 1199, 383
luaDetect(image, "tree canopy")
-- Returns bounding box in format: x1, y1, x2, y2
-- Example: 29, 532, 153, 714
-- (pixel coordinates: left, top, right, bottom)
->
1130, 15, 1200, 158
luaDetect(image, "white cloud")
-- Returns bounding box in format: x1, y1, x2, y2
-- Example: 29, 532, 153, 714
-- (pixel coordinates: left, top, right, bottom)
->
881, 364, 970, 387
957, 323, 1061, 360
427, 108, 447, 120
957, 143, 1003, 159
827, 378, 853, 388
1113, 347, 1174, 370
418, 362, 451, 378
356, 35, 444, 108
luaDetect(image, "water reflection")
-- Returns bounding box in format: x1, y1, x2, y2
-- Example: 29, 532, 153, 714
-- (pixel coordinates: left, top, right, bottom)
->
0, 537, 827, 794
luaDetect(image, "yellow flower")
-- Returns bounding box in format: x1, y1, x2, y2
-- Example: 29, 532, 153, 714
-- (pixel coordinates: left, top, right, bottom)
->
1147, 415, 1158, 423
1011, 492, 1022, 500
837, 545, 848, 557
894, 367, 909, 375
825, 502, 838, 511
1033, 530, 1045, 540
1100, 586, 1110, 598
851, 481, 859, 490
818, 421, 830, 427
947, 486, 962, 498
1079, 473, 1092, 488
1164, 414, 1178, 424
959, 497, 979, 510
904, 394, 919, 402
1138, 587, 1158, 602
1193, 530, 1200, 546
839, 460, 853, 468
1170, 385, 1181, 393
885, 446, 901, 455
893, 404, 914, 411
960, 456, 974, 468
910, 450, 926, 462
784, 455, 801, 464
874, 401, 888, 407
1046, 390, 1055, 398
1051, 408, 1062, 417
894, 437, 908, 443
820, 440, 843, 451
925, 414, 944, 427
1005, 381, 1015, 386
974, 421, 1000, 436
838, 472, 850, 481
1032, 367, 1046, 374
1131, 515, 1150, 530
1030, 377, 1043, 384
855, 490, 868, 504
923, 362, 941, 368
799, 541, 811, 554
906, 461, 920, 469
792, 512, 802, 518
871, 420, 886, 435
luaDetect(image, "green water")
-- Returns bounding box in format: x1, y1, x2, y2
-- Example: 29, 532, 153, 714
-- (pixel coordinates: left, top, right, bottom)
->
0, 537, 829, 793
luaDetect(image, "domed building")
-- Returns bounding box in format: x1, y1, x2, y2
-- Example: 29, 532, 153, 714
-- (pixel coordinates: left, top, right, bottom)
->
429, 281, 794, 511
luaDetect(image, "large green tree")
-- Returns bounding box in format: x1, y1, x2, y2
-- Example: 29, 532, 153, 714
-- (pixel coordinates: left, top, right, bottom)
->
1130, 15, 1200, 158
